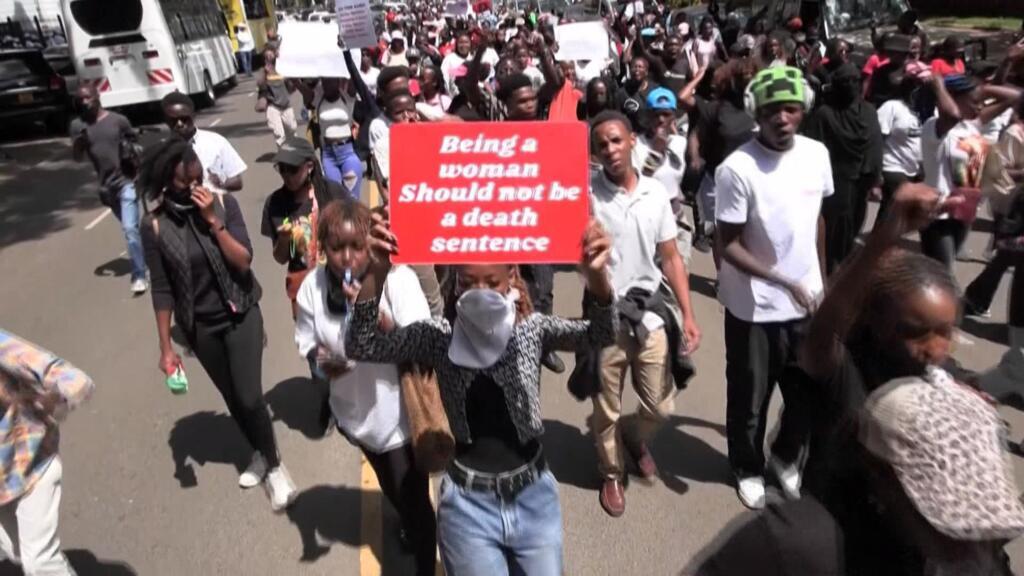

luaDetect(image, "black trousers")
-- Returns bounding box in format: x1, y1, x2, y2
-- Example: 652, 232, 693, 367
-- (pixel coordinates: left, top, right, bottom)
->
920, 218, 968, 269
190, 307, 280, 468
363, 443, 437, 576
724, 311, 810, 478
520, 264, 554, 315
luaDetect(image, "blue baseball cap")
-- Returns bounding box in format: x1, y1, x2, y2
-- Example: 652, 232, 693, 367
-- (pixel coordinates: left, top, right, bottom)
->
646, 87, 677, 111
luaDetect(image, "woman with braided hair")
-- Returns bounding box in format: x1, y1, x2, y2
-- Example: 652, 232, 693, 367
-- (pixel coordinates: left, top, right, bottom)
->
795, 182, 1022, 574
140, 137, 297, 512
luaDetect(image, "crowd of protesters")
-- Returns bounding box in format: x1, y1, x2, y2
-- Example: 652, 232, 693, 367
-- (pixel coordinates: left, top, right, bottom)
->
27, 0, 1024, 574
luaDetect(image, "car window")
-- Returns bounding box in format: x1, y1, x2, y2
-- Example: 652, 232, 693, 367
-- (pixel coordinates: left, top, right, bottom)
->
69, 0, 143, 36
0, 60, 33, 78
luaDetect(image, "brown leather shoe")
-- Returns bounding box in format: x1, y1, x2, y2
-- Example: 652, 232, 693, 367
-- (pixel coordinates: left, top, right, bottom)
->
627, 442, 659, 482
599, 479, 625, 517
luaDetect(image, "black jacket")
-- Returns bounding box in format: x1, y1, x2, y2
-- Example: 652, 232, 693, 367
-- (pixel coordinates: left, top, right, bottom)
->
568, 287, 695, 401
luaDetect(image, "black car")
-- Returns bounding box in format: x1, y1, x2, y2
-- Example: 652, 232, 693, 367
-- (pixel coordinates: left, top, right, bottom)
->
0, 49, 71, 133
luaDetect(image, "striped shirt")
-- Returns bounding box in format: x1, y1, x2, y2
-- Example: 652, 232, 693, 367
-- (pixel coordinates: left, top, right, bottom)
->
0, 330, 94, 504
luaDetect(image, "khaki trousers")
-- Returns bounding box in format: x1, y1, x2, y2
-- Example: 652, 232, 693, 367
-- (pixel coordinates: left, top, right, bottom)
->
593, 327, 673, 480
266, 106, 296, 147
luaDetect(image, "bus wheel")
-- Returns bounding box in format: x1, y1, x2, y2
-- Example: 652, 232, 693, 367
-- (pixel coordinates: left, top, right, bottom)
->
198, 71, 216, 108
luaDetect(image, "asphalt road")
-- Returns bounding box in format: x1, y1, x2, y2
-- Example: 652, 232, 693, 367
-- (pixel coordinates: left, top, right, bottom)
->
1, 77, 1023, 575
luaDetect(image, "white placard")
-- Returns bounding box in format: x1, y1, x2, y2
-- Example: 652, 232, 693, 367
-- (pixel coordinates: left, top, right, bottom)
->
554, 21, 610, 62
276, 21, 359, 78
335, 0, 378, 49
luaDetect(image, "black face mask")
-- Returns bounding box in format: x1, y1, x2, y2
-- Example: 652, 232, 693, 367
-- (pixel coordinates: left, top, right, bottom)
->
163, 186, 195, 213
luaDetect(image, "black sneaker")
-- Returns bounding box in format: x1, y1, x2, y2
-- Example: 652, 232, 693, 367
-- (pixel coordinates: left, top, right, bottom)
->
963, 299, 991, 319
542, 351, 565, 374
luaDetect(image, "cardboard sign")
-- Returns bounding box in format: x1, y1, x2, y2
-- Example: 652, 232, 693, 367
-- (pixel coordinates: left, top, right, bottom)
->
335, 0, 378, 49
555, 21, 611, 62
276, 21, 359, 78
389, 122, 590, 265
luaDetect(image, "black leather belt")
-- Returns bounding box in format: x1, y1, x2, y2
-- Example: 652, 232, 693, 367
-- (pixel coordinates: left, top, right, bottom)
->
447, 450, 547, 501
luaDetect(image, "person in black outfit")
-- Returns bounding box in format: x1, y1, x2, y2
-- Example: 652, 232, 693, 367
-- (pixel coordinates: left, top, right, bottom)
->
803, 63, 884, 274
139, 138, 297, 512
799, 183, 1019, 575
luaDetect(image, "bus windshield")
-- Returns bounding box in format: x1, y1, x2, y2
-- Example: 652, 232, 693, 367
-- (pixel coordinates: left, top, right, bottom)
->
69, 0, 143, 35
825, 0, 908, 32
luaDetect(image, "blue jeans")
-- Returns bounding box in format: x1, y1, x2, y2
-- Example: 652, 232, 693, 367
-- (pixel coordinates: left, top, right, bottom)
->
321, 141, 363, 197
113, 182, 146, 281
438, 469, 562, 576
236, 50, 252, 75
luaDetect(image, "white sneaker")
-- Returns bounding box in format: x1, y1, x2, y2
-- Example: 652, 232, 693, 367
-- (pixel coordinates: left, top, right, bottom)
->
736, 476, 766, 510
265, 464, 297, 512
238, 452, 267, 489
769, 457, 802, 500
131, 278, 148, 294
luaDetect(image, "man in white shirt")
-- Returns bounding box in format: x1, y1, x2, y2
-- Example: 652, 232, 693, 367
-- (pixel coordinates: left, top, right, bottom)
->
235, 23, 255, 77
589, 111, 701, 518
161, 93, 247, 193
368, 90, 418, 190
714, 66, 832, 510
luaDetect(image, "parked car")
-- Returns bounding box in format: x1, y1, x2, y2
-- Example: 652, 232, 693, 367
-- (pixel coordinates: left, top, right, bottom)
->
0, 49, 70, 133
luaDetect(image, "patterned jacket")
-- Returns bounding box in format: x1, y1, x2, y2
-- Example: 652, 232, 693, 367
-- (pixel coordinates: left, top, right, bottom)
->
0, 330, 94, 504
346, 298, 615, 443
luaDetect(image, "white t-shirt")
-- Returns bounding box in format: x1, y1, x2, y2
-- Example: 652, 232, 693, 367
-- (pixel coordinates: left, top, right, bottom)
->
294, 265, 430, 453
361, 66, 381, 96
590, 171, 677, 298
877, 99, 922, 176
191, 129, 246, 191
922, 118, 985, 205
982, 108, 1013, 145
368, 117, 393, 181
714, 136, 834, 323
633, 133, 688, 200
523, 66, 545, 90
441, 52, 468, 94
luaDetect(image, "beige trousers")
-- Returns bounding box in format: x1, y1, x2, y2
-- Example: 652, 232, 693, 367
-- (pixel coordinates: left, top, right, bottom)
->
266, 106, 297, 147
592, 327, 673, 480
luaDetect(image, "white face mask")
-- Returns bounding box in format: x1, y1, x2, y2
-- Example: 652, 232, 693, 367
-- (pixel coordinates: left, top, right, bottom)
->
448, 287, 519, 369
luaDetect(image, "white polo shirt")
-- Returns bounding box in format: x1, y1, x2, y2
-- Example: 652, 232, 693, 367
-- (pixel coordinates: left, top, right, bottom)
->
590, 170, 677, 298
191, 129, 247, 191
714, 135, 833, 323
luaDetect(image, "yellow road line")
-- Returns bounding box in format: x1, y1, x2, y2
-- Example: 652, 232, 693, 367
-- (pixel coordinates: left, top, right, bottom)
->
360, 454, 382, 576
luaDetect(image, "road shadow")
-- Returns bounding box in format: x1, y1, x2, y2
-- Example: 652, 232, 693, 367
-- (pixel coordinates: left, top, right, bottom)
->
215, 121, 274, 141
542, 418, 601, 490
689, 274, 718, 300
265, 376, 331, 440
650, 414, 733, 495
167, 410, 250, 488
94, 256, 132, 278
0, 549, 136, 576
285, 484, 377, 563
961, 316, 1008, 346
0, 140, 101, 250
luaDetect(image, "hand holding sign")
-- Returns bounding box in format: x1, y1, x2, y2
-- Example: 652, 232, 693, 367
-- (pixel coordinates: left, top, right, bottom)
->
388, 121, 590, 265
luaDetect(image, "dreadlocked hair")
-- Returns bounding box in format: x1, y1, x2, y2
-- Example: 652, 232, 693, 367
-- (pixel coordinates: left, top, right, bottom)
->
137, 136, 198, 202
317, 198, 371, 251
442, 265, 535, 324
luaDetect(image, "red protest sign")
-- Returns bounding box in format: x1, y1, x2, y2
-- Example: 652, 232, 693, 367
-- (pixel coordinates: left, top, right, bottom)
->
388, 121, 590, 265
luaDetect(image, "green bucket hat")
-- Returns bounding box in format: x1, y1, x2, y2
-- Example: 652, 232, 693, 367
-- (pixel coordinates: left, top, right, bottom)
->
748, 66, 807, 110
